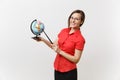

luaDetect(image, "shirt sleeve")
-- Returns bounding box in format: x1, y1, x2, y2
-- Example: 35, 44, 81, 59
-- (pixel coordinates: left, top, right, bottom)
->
58, 28, 67, 38
75, 38, 85, 51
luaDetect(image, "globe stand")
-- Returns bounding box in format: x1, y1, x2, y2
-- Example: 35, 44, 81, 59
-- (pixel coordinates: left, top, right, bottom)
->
31, 33, 41, 40
32, 36, 41, 41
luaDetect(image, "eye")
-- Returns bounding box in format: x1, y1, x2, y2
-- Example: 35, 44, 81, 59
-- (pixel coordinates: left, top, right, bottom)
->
75, 18, 79, 20
70, 17, 74, 19
70, 17, 80, 21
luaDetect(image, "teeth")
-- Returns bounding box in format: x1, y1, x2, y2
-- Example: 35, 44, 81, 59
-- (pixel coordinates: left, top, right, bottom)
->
72, 23, 75, 25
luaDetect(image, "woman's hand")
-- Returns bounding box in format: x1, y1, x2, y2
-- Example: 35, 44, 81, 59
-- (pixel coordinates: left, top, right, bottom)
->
52, 45, 61, 53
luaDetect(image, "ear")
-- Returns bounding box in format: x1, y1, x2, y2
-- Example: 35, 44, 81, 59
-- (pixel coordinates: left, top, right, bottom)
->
80, 21, 83, 24
79, 21, 83, 27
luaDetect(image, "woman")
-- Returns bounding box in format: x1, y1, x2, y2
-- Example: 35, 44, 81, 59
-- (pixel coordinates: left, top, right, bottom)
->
33, 9, 85, 80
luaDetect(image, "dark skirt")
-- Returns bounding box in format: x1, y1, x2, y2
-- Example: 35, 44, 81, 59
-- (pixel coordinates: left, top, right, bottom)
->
54, 68, 77, 80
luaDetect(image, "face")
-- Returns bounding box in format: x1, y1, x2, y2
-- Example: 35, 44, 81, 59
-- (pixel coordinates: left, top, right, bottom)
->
69, 13, 82, 28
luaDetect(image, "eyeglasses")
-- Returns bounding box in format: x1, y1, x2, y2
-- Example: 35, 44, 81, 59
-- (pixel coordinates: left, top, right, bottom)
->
70, 17, 80, 21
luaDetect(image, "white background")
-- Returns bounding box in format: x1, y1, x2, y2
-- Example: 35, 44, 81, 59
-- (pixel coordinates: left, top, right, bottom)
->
0, 0, 120, 80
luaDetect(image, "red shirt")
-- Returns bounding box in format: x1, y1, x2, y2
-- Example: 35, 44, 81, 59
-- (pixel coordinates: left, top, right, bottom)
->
54, 28, 85, 72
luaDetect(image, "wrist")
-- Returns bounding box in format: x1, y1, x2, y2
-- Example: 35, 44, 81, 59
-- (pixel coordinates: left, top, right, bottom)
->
57, 49, 61, 54
40, 37, 44, 41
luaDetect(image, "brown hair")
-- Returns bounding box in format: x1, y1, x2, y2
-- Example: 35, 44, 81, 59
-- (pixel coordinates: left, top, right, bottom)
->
68, 9, 85, 27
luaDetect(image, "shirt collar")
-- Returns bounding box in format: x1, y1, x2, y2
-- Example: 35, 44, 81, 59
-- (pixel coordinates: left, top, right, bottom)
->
68, 28, 81, 35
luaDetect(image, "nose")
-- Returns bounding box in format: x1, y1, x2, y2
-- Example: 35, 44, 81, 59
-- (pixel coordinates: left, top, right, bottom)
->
70, 17, 75, 23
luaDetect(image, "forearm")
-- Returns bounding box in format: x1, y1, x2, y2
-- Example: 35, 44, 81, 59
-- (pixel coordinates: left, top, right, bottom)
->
41, 38, 53, 49
59, 51, 80, 63
52, 46, 79, 63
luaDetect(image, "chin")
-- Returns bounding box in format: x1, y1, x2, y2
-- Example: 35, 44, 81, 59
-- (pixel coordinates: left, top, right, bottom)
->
69, 26, 77, 28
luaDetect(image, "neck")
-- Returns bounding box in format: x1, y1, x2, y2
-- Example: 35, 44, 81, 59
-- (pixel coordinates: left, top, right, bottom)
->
69, 27, 80, 34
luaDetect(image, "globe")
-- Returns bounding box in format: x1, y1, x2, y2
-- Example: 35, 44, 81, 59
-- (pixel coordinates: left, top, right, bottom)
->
30, 19, 45, 36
